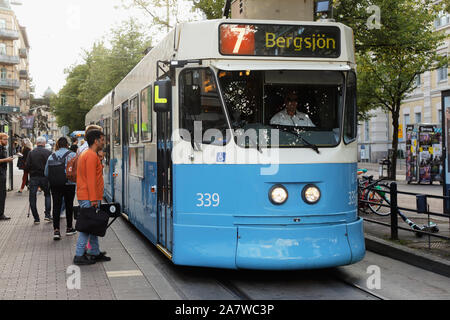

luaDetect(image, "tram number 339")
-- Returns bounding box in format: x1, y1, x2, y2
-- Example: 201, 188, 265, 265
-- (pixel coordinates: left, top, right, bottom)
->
196, 193, 220, 207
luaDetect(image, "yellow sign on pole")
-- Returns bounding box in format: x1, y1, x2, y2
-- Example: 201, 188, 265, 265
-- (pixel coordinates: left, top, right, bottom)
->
398, 124, 403, 139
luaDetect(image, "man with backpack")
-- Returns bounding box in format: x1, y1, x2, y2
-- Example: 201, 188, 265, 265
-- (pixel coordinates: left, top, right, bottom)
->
25, 136, 52, 224
45, 137, 77, 240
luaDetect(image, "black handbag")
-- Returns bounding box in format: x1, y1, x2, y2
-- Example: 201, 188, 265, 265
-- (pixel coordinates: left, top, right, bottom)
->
75, 207, 110, 237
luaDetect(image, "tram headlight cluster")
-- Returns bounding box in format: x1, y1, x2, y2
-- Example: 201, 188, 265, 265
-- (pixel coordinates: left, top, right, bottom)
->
269, 184, 321, 205
302, 185, 321, 204
269, 185, 288, 205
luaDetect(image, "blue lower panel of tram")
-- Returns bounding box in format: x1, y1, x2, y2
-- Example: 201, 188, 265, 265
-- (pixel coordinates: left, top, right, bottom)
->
173, 219, 364, 270
171, 162, 365, 270
111, 161, 365, 269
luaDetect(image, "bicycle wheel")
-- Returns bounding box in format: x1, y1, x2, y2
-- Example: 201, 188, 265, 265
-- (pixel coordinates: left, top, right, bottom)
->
367, 188, 391, 216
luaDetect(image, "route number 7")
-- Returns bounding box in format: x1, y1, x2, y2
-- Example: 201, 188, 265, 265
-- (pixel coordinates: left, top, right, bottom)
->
231, 27, 246, 54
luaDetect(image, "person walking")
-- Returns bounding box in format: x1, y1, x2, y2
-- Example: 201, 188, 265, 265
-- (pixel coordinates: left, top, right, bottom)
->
17, 138, 32, 193
73, 130, 110, 265
69, 137, 78, 153
45, 137, 77, 240
26, 136, 52, 224
0, 133, 13, 221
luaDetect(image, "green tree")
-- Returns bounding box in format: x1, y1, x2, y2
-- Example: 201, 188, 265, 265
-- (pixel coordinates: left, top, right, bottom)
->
335, 0, 447, 179
51, 64, 90, 132
191, 0, 225, 19
52, 19, 152, 132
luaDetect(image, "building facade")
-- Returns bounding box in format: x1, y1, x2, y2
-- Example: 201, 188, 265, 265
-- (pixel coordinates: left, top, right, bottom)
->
0, 0, 30, 137
358, 3, 449, 163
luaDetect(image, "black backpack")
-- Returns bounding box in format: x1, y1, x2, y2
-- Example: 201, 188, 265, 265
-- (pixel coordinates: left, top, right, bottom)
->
47, 151, 71, 187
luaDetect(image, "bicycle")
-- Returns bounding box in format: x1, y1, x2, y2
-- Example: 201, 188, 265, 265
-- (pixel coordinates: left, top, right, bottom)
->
358, 169, 391, 216
357, 169, 439, 237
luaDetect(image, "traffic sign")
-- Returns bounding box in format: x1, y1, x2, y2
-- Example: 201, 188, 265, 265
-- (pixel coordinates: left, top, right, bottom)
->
0, 106, 20, 114
60, 125, 69, 136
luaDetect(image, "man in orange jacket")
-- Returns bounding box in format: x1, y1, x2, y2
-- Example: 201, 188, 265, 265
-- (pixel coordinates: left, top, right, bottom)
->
73, 130, 110, 265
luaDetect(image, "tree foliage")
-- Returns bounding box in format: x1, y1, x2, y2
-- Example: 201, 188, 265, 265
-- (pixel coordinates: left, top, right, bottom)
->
335, 0, 447, 179
191, 0, 225, 19
52, 20, 152, 132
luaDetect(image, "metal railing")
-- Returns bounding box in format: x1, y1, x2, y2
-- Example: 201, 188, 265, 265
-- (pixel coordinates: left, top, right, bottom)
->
0, 28, 19, 40
359, 181, 450, 245
0, 78, 20, 89
0, 53, 19, 65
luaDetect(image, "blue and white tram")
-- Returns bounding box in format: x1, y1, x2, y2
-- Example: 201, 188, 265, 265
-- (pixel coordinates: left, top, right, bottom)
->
85, 19, 365, 270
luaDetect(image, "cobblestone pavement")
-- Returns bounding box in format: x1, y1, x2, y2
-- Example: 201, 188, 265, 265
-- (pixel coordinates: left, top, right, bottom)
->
0, 165, 180, 300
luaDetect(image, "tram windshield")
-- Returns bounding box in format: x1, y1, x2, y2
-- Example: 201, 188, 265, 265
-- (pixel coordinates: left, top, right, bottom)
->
217, 70, 349, 148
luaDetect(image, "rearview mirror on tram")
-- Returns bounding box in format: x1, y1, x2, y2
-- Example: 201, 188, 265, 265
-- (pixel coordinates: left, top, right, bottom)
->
154, 79, 172, 112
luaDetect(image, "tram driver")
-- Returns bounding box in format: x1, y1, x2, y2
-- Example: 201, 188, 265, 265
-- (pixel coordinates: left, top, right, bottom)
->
270, 91, 315, 127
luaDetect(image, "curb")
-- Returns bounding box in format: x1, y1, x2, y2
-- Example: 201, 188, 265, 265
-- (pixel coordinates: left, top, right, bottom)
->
365, 234, 450, 278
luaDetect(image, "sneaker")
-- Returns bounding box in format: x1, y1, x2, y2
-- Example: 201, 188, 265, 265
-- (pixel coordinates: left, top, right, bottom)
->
53, 230, 61, 241
34, 220, 40, 225
66, 228, 77, 236
44, 216, 52, 222
17, 190, 22, 194
87, 252, 111, 262
73, 255, 96, 265
60, 213, 66, 218
0, 215, 11, 220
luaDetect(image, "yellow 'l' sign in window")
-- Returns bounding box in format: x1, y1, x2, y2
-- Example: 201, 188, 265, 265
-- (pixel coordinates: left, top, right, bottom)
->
155, 85, 167, 104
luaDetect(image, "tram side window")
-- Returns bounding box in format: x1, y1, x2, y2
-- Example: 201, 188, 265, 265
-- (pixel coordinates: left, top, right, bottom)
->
113, 109, 120, 145
179, 68, 229, 145
129, 96, 139, 144
344, 72, 357, 144
140, 86, 152, 141
104, 118, 111, 166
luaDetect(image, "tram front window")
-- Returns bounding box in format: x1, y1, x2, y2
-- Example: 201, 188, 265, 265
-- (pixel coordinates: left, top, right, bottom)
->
217, 70, 346, 148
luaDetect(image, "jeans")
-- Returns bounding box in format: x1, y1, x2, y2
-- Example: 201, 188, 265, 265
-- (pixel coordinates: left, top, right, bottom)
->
29, 176, 51, 221
75, 200, 100, 257
50, 185, 75, 230
0, 175, 6, 217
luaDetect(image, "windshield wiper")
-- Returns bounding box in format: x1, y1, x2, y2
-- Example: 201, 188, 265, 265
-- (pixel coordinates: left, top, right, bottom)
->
279, 127, 321, 154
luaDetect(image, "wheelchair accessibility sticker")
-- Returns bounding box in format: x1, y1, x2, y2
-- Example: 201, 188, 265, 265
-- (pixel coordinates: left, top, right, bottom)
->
216, 152, 226, 163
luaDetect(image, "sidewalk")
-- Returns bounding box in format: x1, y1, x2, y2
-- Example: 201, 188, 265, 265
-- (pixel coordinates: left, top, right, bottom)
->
358, 162, 450, 275
0, 164, 180, 300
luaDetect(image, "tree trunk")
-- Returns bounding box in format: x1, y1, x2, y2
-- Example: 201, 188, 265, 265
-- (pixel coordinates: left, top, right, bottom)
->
390, 109, 400, 181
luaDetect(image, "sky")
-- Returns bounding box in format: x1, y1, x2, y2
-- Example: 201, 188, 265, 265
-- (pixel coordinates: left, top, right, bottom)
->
13, 0, 145, 97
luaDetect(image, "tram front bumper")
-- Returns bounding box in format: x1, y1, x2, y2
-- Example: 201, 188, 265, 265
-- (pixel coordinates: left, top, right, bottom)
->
172, 218, 365, 270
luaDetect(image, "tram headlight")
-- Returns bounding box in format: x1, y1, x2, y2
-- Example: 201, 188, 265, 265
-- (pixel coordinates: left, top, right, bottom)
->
302, 185, 321, 204
269, 185, 288, 205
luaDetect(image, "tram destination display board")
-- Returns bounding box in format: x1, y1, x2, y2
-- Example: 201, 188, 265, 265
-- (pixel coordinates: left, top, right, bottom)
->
219, 23, 341, 58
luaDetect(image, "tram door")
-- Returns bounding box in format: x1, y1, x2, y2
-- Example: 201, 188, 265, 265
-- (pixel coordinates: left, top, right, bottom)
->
121, 101, 129, 215
156, 81, 173, 253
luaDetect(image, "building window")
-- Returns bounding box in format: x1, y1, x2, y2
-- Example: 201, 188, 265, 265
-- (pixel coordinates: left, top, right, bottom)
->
437, 64, 448, 82
0, 68, 6, 79
404, 114, 410, 137
414, 74, 421, 87
438, 109, 442, 124
0, 43, 6, 55
415, 112, 421, 124
0, 19, 5, 30
435, 11, 450, 28
1, 93, 6, 106
364, 120, 369, 142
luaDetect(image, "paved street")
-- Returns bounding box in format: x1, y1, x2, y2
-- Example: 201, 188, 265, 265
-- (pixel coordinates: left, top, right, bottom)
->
0, 163, 448, 300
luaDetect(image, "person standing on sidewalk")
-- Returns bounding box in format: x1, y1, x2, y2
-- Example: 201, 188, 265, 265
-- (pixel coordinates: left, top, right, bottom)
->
45, 137, 77, 241
17, 138, 32, 193
0, 133, 13, 221
73, 130, 110, 265
26, 136, 52, 224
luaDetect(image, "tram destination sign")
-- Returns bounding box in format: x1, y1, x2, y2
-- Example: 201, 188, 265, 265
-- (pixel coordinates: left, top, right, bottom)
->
219, 23, 341, 58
